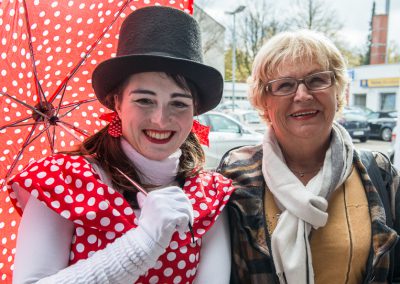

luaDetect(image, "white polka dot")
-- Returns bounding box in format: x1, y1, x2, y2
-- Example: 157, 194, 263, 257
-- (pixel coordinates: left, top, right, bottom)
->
51, 201, 60, 208
45, 178, 55, 185
163, 267, 173, 277
24, 179, 32, 187
154, 260, 163, 269
87, 197, 95, 206
199, 203, 207, 210
76, 243, 85, 253
75, 179, 82, 188
112, 209, 120, 216
124, 207, 133, 215
86, 211, 96, 220
167, 252, 176, 261
64, 195, 73, 203
105, 231, 116, 240
189, 254, 196, 263
179, 246, 187, 254
177, 260, 186, 269
173, 276, 182, 283
99, 201, 109, 210
61, 210, 71, 219
87, 235, 97, 244
169, 241, 178, 250
54, 185, 64, 194
100, 217, 110, 226
195, 191, 203, 198
86, 182, 94, 191
50, 165, 59, 172
76, 227, 85, 236
114, 223, 124, 232
149, 276, 159, 284
114, 197, 123, 206
75, 207, 84, 214
75, 194, 84, 202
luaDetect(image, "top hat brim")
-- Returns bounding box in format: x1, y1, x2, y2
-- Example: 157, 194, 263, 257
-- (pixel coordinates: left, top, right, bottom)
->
92, 54, 223, 115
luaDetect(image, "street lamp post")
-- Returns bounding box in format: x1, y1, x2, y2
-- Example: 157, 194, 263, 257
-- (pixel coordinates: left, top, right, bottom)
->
226, 5, 245, 112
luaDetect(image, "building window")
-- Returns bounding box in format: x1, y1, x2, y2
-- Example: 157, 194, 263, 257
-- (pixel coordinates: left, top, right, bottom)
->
353, 94, 366, 107
380, 93, 396, 111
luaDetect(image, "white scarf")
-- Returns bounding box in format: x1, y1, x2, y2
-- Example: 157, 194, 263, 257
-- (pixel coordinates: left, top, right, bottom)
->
262, 122, 354, 284
121, 138, 181, 186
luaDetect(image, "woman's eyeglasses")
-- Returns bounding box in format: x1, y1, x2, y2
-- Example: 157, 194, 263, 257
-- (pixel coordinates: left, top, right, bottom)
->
265, 71, 335, 96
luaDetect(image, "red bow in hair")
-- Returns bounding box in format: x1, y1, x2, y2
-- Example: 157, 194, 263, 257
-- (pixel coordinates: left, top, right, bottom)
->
100, 112, 122, 137
192, 120, 210, 147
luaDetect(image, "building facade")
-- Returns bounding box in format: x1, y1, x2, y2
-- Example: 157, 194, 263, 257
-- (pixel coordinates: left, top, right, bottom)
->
348, 63, 400, 111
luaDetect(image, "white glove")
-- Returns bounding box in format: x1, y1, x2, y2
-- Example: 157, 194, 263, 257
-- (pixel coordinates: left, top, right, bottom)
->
137, 186, 194, 249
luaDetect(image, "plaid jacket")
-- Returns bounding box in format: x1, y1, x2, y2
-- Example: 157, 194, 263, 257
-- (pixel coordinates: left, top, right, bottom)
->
217, 145, 400, 284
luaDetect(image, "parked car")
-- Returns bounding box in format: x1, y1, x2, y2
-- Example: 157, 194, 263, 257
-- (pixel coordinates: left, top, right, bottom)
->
225, 109, 266, 134
197, 111, 263, 169
388, 126, 396, 162
335, 107, 370, 142
367, 111, 397, 141
215, 100, 253, 112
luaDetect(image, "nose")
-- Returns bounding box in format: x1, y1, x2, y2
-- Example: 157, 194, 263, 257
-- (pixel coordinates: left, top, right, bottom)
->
150, 105, 170, 127
293, 83, 313, 102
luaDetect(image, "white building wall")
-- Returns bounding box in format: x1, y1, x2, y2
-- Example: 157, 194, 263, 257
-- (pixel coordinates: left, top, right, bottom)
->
348, 63, 400, 111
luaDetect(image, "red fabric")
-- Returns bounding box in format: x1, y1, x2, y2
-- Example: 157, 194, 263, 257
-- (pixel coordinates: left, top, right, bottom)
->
192, 120, 210, 146
0, 1, 194, 282
7, 154, 233, 283
100, 112, 122, 137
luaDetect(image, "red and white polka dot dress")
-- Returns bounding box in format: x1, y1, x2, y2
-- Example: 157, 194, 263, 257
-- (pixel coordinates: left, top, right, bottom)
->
7, 154, 234, 283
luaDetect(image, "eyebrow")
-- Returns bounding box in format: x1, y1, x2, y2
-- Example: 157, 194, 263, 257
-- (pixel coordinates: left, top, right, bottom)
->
129, 89, 193, 99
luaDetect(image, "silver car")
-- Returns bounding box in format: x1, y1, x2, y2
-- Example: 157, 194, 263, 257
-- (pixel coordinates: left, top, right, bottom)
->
197, 111, 264, 169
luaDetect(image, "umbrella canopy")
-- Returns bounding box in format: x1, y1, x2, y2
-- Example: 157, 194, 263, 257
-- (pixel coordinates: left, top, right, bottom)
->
0, 0, 193, 282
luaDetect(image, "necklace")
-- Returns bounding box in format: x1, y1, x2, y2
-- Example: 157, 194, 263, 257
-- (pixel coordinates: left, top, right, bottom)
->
289, 166, 322, 177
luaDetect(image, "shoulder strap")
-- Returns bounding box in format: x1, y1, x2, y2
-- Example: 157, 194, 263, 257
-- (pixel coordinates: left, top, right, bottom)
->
359, 150, 393, 227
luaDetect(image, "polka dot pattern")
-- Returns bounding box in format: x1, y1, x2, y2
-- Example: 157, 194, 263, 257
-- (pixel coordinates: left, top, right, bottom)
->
0, 1, 193, 282
4, 154, 234, 283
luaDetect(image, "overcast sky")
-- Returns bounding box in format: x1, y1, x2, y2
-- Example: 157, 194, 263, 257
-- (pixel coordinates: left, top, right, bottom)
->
196, 0, 400, 50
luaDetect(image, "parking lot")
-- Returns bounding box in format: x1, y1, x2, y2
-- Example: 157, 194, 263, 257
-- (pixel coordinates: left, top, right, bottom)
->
353, 138, 391, 154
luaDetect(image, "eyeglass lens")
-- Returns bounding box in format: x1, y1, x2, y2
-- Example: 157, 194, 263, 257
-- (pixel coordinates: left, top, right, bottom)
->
268, 71, 333, 96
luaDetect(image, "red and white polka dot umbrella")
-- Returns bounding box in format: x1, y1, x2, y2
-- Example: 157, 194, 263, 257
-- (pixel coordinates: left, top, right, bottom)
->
0, 0, 193, 282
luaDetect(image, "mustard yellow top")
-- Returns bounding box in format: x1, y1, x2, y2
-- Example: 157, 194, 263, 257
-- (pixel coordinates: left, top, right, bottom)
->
265, 167, 371, 284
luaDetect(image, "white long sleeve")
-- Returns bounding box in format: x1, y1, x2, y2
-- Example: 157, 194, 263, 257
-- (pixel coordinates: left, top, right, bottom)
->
13, 196, 164, 284
194, 209, 231, 284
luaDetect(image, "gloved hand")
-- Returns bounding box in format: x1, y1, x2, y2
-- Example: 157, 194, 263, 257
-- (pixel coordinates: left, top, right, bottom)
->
136, 186, 194, 249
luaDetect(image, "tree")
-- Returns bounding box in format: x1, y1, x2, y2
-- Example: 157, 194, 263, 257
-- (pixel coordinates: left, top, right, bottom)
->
288, 0, 343, 38
226, 0, 284, 79
388, 41, 400, 63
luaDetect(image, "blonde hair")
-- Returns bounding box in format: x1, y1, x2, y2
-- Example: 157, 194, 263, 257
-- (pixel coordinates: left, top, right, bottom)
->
248, 29, 348, 121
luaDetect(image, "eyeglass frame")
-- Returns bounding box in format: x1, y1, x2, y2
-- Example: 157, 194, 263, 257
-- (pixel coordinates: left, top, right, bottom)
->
264, 70, 336, 97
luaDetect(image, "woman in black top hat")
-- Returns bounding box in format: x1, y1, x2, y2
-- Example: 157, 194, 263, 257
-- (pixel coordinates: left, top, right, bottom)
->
8, 6, 233, 284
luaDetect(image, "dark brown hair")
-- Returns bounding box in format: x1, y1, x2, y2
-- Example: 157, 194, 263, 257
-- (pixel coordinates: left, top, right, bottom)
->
67, 73, 205, 208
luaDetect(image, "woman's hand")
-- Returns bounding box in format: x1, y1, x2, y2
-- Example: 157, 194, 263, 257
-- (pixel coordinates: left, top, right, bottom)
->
137, 186, 194, 249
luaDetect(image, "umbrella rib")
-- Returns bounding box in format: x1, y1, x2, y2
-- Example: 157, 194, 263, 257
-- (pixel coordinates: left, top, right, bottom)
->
0, 116, 34, 131
56, 121, 85, 141
56, 119, 90, 137
1, 92, 50, 120
57, 98, 98, 120
22, 0, 47, 106
4, 123, 44, 180
46, 126, 56, 154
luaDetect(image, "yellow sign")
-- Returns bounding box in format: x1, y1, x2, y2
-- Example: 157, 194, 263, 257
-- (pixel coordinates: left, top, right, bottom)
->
362, 77, 400, 87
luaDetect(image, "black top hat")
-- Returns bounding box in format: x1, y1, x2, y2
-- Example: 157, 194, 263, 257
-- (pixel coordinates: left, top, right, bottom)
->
92, 6, 223, 115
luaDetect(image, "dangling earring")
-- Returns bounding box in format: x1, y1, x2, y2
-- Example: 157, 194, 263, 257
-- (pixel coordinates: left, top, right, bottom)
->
100, 112, 122, 138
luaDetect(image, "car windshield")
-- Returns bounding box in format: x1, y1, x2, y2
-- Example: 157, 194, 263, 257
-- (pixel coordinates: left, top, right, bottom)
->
243, 112, 260, 124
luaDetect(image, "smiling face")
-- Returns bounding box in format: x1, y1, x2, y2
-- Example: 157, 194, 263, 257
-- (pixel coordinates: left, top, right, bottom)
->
264, 62, 337, 145
114, 72, 194, 161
